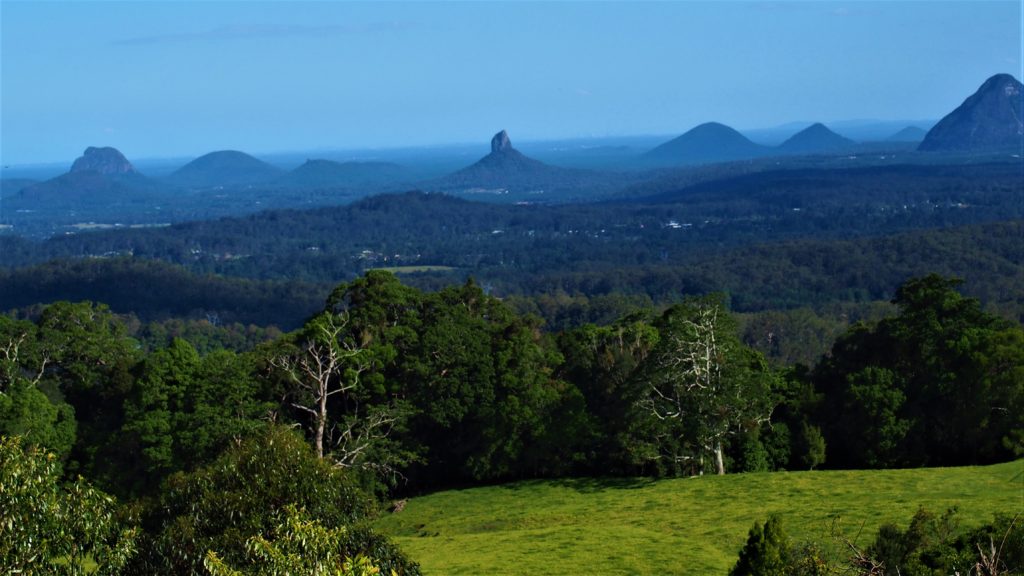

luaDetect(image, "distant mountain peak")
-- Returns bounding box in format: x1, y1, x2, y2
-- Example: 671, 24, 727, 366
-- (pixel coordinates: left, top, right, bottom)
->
886, 126, 928, 143
981, 73, 1021, 95
491, 130, 513, 153
431, 130, 595, 193
919, 73, 1024, 152
167, 150, 283, 188
644, 121, 768, 166
778, 122, 854, 154
70, 146, 137, 175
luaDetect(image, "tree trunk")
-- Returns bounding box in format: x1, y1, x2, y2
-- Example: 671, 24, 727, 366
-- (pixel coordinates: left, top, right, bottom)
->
315, 392, 328, 459
714, 441, 725, 475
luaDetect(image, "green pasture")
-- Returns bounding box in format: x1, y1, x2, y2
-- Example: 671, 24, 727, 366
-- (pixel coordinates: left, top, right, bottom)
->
375, 461, 1023, 575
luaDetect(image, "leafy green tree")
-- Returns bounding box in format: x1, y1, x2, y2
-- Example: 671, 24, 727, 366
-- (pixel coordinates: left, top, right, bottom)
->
815, 275, 1024, 468
730, 515, 791, 576
0, 316, 77, 459
797, 423, 826, 470
556, 313, 660, 474
0, 435, 137, 575
204, 505, 392, 576
33, 301, 141, 490
0, 379, 76, 459
127, 425, 417, 575
122, 339, 273, 491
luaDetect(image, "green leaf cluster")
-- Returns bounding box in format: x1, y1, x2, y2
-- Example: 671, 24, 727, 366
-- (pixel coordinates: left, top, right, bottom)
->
0, 435, 137, 575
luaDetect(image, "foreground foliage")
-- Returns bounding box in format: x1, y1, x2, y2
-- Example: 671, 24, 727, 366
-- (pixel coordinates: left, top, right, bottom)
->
0, 435, 137, 575
126, 426, 418, 575
815, 275, 1024, 468
730, 509, 1023, 576
204, 506, 392, 576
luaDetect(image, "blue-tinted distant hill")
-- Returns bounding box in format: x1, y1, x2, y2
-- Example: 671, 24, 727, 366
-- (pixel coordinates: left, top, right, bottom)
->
643, 122, 770, 166
13, 146, 161, 202
778, 123, 855, 155
276, 159, 410, 190
165, 150, 284, 189
919, 73, 1024, 152
427, 130, 639, 201
886, 126, 928, 143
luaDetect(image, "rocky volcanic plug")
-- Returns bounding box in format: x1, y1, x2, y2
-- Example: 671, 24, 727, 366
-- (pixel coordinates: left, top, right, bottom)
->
491, 129, 513, 153
919, 73, 1024, 152
477, 130, 546, 168
69, 146, 137, 175
427, 130, 626, 198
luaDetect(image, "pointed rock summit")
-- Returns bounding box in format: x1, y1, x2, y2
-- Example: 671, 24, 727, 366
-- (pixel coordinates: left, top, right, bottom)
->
70, 146, 137, 175
491, 130, 513, 153
919, 73, 1024, 152
431, 129, 608, 195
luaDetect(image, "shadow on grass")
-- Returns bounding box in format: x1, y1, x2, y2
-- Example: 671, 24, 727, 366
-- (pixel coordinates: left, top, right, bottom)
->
500, 476, 658, 494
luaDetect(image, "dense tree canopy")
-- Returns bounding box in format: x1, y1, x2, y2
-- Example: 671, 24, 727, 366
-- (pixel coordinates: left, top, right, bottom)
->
814, 275, 1024, 468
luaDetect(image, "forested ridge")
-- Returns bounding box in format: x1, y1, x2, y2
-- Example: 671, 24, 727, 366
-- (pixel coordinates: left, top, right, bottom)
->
4, 219, 1021, 331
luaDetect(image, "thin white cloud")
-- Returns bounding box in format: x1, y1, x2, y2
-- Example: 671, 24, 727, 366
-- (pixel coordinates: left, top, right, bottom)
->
114, 21, 413, 46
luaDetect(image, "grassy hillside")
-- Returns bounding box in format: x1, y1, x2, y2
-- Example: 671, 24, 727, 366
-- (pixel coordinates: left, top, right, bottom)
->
375, 461, 1023, 575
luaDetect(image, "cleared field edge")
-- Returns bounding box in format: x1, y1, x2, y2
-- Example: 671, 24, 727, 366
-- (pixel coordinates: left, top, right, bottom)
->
375, 460, 1024, 575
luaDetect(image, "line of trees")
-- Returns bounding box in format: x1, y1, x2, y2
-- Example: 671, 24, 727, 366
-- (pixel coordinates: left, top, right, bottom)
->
2, 272, 1021, 493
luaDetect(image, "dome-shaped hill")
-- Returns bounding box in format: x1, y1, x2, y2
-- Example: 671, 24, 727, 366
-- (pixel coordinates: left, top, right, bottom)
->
278, 159, 409, 189
166, 150, 283, 189
644, 122, 769, 166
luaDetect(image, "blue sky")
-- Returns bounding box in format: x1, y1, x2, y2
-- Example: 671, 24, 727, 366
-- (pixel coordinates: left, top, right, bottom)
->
1, 1, 1020, 165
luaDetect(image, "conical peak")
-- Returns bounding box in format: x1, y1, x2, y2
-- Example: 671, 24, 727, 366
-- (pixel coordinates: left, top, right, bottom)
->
491, 130, 512, 153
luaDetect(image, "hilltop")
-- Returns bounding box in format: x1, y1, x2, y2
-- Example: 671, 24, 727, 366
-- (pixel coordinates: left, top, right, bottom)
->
778, 123, 855, 154
277, 159, 409, 189
166, 150, 284, 189
428, 130, 629, 200
919, 73, 1024, 152
14, 146, 157, 202
643, 122, 769, 166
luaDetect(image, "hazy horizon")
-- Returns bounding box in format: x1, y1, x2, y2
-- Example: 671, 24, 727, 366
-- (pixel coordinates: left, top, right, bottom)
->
2, 1, 1021, 166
